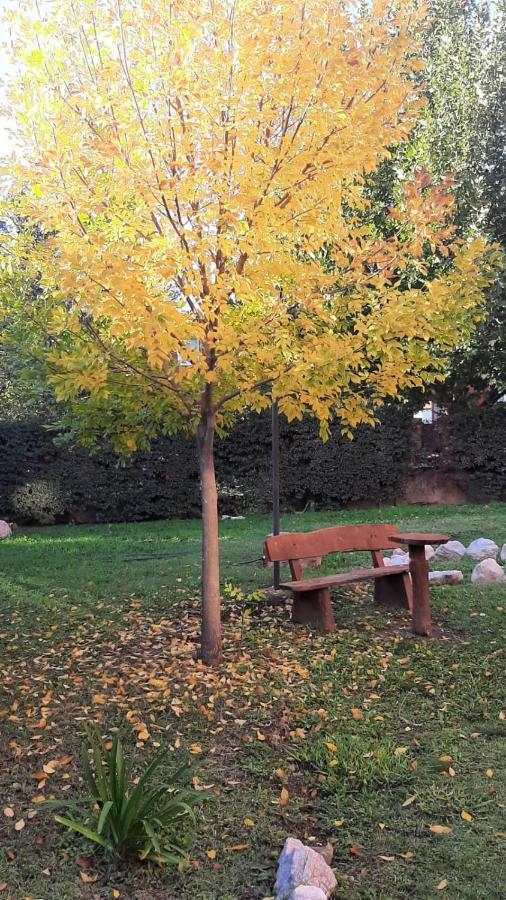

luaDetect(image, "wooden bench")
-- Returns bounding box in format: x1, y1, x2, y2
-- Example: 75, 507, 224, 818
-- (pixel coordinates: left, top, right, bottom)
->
264, 523, 415, 634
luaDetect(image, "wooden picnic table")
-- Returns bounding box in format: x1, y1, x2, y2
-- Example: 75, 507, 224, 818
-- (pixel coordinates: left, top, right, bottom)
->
390, 533, 449, 637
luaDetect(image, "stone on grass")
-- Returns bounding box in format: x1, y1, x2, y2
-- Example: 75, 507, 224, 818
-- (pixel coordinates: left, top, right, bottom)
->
384, 553, 409, 567
465, 538, 499, 562
274, 837, 336, 900
434, 540, 466, 562
471, 558, 506, 585
290, 888, 327, 900
424, 544, 436, 561
500, 544, 506, 562
0, 520, 12, 540
429, 570, 464, 586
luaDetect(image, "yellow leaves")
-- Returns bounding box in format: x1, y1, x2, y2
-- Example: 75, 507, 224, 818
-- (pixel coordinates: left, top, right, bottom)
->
206, 849, 217, 860
461, 811, 473, 823
243, 818, 255, 827
430, 825, 453, 835
279, 787, 289, 807
485, 769, 494, 779
402, 796, 416, 808
256, 731, 266, 742
190, 744, 202, 754
3, 807, 14, 818
325, 741, 337, 752
351, 708, 363, 721
437, 879, 449, 891
14, 819, 25, 831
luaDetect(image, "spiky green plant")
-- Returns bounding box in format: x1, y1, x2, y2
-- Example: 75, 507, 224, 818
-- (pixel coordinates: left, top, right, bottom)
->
44, 726, 204, 864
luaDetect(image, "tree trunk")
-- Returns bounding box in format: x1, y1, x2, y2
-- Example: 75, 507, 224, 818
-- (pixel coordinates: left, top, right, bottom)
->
196, 407, 222, 667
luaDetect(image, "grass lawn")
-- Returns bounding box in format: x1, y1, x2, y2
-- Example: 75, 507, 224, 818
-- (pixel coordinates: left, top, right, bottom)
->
0, 503, 505, 899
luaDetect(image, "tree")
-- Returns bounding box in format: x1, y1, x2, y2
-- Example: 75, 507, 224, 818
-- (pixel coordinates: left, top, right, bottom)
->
1, 0, 497, 665
419, 0, 506, 401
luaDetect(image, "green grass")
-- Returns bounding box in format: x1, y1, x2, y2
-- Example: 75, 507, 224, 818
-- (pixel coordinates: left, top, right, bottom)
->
0, 503, 505, 899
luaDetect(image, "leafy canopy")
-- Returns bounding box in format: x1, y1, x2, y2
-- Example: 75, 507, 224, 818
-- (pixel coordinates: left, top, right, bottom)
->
0, 0, 498, 450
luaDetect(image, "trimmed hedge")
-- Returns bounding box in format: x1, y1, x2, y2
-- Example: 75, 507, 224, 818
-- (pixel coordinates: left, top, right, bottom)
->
2, 403, 503, 524
0, 405, 413, 524
441, 404, 506, 502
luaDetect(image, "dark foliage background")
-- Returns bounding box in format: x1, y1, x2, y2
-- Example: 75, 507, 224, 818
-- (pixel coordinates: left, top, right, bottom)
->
0, 405, 414, 524
1, 403, 505, 525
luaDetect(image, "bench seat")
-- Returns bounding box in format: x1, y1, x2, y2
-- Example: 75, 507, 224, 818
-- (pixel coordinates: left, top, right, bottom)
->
280, 564, 409, 593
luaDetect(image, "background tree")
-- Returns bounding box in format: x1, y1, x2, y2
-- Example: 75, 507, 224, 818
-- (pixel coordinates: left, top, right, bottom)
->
418, 0, 505, 401
0, 0, 496, 664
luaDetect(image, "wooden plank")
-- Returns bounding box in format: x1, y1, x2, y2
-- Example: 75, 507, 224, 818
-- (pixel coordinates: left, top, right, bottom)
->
280, 564, 409, 592
392, 532, 449, 546
265, 523, 403, 562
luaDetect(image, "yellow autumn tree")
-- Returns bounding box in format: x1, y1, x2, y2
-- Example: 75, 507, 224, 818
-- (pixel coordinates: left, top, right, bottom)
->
0, 0, 496, 664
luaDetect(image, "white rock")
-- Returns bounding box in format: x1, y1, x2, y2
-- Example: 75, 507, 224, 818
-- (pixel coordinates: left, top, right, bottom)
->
289, 888, 327, 900
0, 520, 12, 540
384, 553, 409, 567
392, 548, 407, 557
465, 538, 499, 562
424, 544, 436, 561
500, 544, 506, 562
274, 837, 337, 900
434, 540, 466, 562
471, 558, 506, 585
429, 570, 464, 586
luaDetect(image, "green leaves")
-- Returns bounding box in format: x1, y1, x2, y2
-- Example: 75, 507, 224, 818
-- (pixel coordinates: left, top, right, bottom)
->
48, 726, 204, 864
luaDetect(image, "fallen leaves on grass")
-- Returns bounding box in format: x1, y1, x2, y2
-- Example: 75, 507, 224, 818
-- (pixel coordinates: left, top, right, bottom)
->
461, 811, 473, 822
437, 879, 449, 890
430, 825, 452, 835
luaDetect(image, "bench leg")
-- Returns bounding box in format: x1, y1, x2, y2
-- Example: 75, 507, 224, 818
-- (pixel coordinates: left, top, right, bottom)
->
409, 545, 432, 637
374, 572, 412, 610
292, 588, 336, 633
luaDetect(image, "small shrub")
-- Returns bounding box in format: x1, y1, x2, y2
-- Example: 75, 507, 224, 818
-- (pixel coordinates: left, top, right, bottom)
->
12, 479, 66, 524
45, 727, 204, 864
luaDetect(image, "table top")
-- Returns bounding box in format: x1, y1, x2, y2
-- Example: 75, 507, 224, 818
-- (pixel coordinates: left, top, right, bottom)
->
391, 532, 449, 546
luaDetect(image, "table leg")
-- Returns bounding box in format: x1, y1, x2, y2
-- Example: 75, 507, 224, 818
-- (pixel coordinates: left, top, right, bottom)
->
409, 544, 432, 637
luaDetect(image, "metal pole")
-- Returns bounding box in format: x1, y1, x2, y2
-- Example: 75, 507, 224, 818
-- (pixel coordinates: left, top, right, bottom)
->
272, 401, 280, 589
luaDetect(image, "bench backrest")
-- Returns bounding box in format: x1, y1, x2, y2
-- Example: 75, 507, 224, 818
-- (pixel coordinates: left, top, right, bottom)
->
264, 523, 403, 564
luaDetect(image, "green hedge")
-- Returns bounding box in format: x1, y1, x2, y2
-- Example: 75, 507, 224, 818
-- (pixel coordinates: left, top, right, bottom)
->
443, 404, 506, 501
2, 403, 503, 524
0, 405, 414, 524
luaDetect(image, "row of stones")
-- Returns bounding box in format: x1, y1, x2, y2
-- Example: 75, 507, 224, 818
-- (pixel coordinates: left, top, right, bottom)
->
385, 538, 506, 585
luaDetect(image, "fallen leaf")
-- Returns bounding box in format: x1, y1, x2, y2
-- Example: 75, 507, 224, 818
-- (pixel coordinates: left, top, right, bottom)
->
378, 822, 386, 830
256, 731, 266, 741
334, 818, 344, 827
243, 818, 255, 827
80, 872, 98, 883
494, 831, 506, 838
351, 708, 363, 720
137, 730, 150, 742
0, 885, 7, 892
3, 808, 14, 818
437, 879, 449, 890
112, 891, 121, 898
326, 741, 337, 752
14, 819, 25, 831
42, 868, 50, 876
485, 769, 494, 779
27, 810, 37, 820
190, 744, 202, 754
439, 755, 453, 763
279, 787, 289, 807
206, 849, 217, 860
274, 768, 285, 778
224, 844, 249, 852
400, 851, 413, 860
461, 810, 473, 822
350, 846, 364, 857
378, 855, 395, 862
430, 825, 452, 835
402, 796, 416, 807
